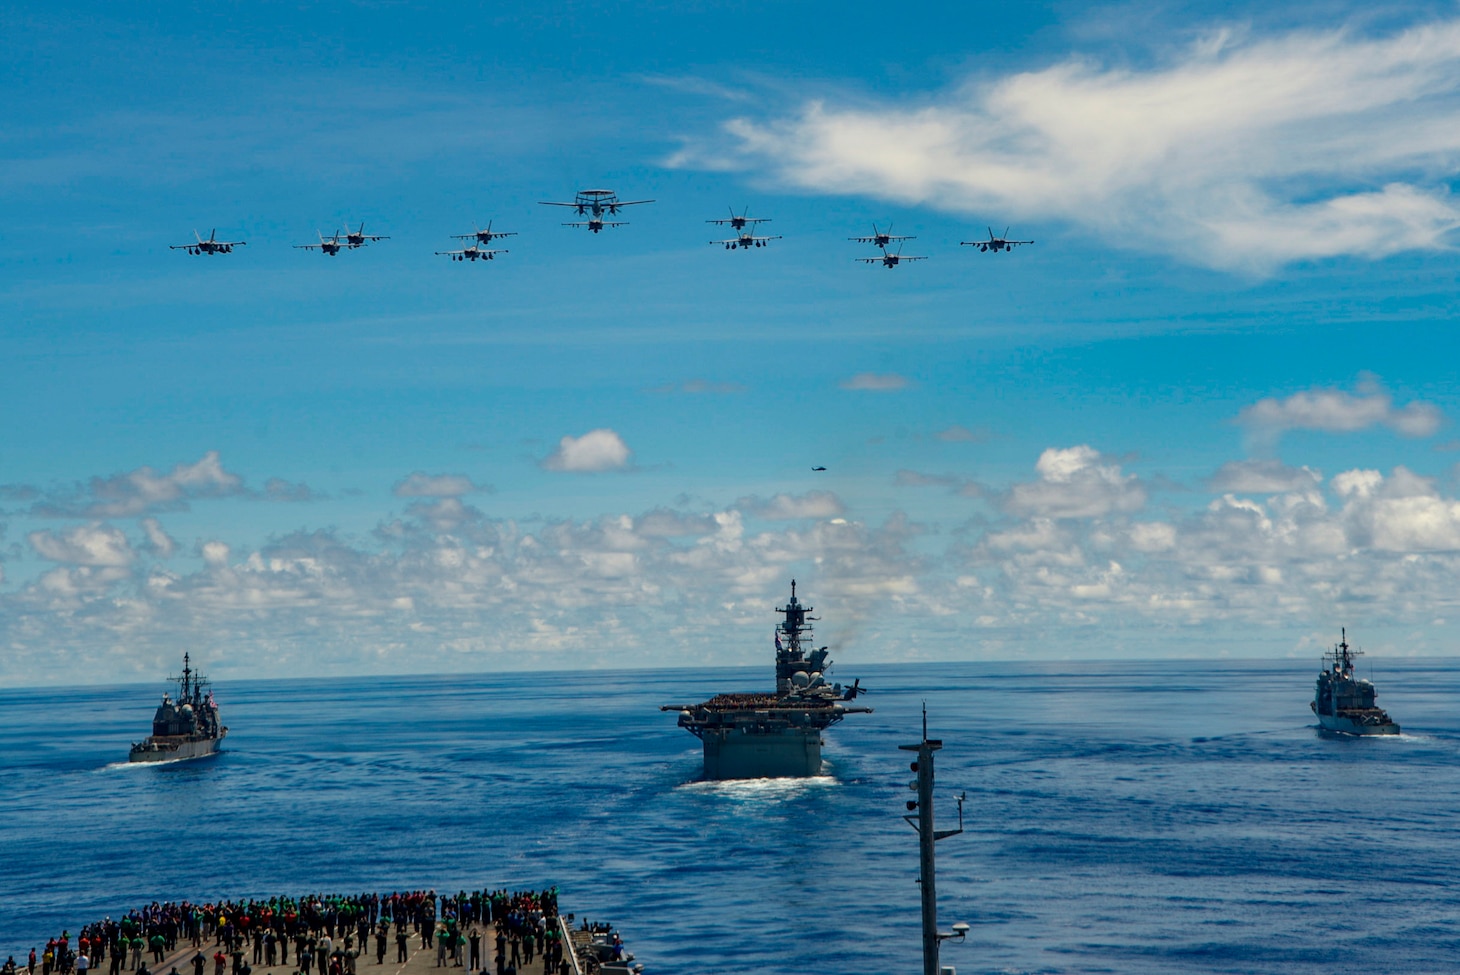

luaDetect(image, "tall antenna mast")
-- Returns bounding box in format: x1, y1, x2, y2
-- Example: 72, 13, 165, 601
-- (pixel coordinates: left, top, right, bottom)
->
900, 705, 968, 975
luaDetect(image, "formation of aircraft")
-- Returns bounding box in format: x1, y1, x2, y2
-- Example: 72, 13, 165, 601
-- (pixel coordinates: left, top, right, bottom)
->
539, 189, 654, 233
170, 193, 1034, 267
169, 229, 246, 256
852, 222, 927, 268
295, 231, 346, 256
708, 207, 781, 249
961, 227, 1033, 253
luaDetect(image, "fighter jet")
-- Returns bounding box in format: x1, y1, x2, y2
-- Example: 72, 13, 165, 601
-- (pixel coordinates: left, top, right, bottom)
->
707, 206, 770, 233
849, 223, 914, 249
170, 229, 246, 256
857, 246, 927, 269
295, 231, 346, 256
961, 227, 1034, 253
713, 230, 782, 250
539, 189, 654, 233
340, 223, 389, 249
452, 221, 517, 246
435, 244, 507, 263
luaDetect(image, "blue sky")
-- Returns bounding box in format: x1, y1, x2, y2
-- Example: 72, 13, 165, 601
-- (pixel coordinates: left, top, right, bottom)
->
6, 1, 1460, 683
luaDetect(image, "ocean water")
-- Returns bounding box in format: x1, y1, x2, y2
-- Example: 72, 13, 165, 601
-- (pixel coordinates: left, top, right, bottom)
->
2, 658, 1459, 974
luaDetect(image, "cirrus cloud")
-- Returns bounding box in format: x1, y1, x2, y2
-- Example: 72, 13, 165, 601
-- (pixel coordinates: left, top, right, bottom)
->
688, 18, 1460, 273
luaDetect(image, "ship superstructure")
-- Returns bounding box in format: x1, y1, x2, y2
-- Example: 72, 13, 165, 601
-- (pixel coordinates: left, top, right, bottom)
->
1310, 629, 1399, 736
662, 580, 871, 779
128, 652, 228, 762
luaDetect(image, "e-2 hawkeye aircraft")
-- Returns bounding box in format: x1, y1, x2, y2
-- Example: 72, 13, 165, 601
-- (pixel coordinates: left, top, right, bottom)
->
170, 229, 246, 255
539, 189, 653, 233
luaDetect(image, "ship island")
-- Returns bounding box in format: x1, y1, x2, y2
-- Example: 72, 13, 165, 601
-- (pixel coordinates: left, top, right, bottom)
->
662, 580, 871, 779
1310, 628, 1400, 736
128, 652, 228, 762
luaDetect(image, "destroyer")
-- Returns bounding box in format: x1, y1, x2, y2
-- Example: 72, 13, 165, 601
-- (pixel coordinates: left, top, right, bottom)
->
1311, 629, 1399, 736
128, 652, 227, 762
662, 580, 871, 779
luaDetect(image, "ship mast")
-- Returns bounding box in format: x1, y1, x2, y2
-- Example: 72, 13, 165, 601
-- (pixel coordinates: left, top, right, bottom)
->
775, 579, 820, 693
900, 707, 967, 975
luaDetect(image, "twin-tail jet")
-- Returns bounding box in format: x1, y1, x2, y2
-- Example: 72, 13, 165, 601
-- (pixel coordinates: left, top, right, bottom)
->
295, 231, 346, 256
453, 221, 517, 246
170, 229, 246, 256
961, 227, 1033, 253
436, 243, 507, 263
849, 223, 914, 249
539, 189, 654, 233
858, 246, 927, 269
340, 223, 389, 249
710, 208, 780, 249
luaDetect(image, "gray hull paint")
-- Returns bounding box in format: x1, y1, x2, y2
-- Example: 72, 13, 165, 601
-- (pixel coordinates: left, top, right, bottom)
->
701, 728, 823, 779
128, 731, 226, 763
1316, 714, 1399, 736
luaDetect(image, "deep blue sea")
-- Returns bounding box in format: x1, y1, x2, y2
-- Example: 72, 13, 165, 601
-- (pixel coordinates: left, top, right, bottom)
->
3, 659, 1459, 974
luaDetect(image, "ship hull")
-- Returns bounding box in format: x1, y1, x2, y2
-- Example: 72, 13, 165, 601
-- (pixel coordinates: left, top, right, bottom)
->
701, 727, 823, 779
1317, 714, 1399, 736
128, 730, 226, 763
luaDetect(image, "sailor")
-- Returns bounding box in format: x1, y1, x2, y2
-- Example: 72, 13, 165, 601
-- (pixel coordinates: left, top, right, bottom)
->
394, 930, 407, 965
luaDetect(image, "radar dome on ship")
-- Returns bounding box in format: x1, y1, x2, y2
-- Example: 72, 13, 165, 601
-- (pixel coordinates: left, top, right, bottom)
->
791, 671, 810, 687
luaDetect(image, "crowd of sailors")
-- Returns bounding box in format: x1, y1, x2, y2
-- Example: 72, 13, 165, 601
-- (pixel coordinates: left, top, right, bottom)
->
7, 890, 575, 975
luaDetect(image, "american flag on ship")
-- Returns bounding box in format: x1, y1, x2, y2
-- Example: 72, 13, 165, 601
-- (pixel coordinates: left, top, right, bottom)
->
774, 631, 783, 651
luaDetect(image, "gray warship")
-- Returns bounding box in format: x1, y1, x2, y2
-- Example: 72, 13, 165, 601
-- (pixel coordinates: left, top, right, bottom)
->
1310, 629, 1399, 736
128, 652, 227, 762
662, 580, 871, 779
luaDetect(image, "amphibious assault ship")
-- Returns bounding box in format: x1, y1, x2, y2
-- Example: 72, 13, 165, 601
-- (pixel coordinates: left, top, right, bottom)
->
663, 581, 871, 779
128, 652, 227, 762
1311, 629, 1399, 736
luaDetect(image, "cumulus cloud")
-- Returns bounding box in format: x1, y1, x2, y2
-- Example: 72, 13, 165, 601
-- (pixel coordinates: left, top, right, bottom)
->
139, 518, 177, 558
28, 523, 135, 566
392, 472, 489, 498
541, 429, 633, 472
1239, 381, 1443, 445
839, 372, 909, 392
29, 451, 245, 518
1005, 445, 1147, 519
1207, 459, 1322, 494
742, 491, 846, 520
689, 19, 1460, 272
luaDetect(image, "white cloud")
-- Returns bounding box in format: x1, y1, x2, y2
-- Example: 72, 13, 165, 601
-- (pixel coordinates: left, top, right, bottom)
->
694, 19, 1460, 272
1005, 445, 1147, 519
743, 491, 846, 521
28, 523, 135, 566
1207, 459, 1322, 493
392, 472, 487, 498
540, 429, 633, 472
839, 372, 909, 392
1239, 381, 1443, 444
30, 451, 246, 518
139, 518, 177, 558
